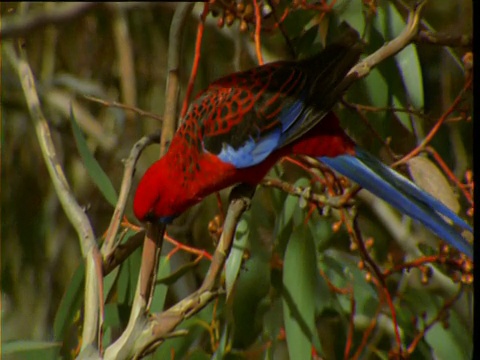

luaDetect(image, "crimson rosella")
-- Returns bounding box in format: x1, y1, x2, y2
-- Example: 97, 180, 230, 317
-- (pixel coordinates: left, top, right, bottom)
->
133, 27, 473, 259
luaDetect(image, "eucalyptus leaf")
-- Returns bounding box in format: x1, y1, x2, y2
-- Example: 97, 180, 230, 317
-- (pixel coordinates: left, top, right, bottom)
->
283, 226, 323, 359
70, 106, 118, 207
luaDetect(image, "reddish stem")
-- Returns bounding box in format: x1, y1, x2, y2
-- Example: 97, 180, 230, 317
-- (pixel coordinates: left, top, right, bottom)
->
424, 146, 473, 205
181, 3, 210, 118
393, 76, 472, 167
253, 0, 264, 65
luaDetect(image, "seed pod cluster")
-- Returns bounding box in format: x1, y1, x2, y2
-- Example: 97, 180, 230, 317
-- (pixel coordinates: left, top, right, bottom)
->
208, 0, 279, 32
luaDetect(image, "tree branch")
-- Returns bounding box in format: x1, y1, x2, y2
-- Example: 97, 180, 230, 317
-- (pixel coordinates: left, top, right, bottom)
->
103, 4, 195, 359
414, 30, 472, 48
1, 3, 100, 39
3, 42, 102, 357
0, 2, 159, 39
101, 131, 161, 259
135, 184, 254, 359
347, 0, 426, 81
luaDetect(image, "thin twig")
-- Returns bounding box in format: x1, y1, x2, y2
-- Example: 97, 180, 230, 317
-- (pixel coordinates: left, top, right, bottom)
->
103, 231, 144, 275
4, 42, 102, 356
342, 209, 403, 354
392, 75, 472, 167
343, 288, 355, 360
266, 0, 295, 59
358, 190, 472, 327
260, 177, 355, 209
145, 0, 196, 311
181, 2, 209, 118
138, 184, 255, 358
1, 2, 158, 39
347, 1, 427, 81
101, 131, 161, 258
103, 4, 195, 359
45, 89, 118, 151
405, 289, 465, 355
253, 0, 264, 65
1, 2, 100, 38
414, 30, 472, 48
82, 95, 164, 122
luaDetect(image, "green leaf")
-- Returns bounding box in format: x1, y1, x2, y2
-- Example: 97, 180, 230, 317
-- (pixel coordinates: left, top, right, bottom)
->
211, 322, 232, 360
230, 254, 271, 349
2, 341, 61, 359
152, 302, 215, 359
226, 216, 249, 300
391, 95, 414, 133
333, 0, 367, 35
425, 318, 470, 360
320, 253, 378, 317
150, 255, 171, 313
282, 9, 318, 39
407, 155, 460, 214
282, 226, 322, 359
155, 257, 194, 286
104, 303, 122, 328
104, 266, 120, 303
117, 245, 142, 304
70, 106, 118, 207
263, 298, 284, 356
372, 3, 424, 132
385, 4, 424, 110
186, 350, 211, 360
53, 261, 85, 341
295, 24, 322, 58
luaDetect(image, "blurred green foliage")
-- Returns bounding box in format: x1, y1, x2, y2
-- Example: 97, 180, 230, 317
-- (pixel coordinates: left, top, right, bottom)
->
1, 1, 473, 359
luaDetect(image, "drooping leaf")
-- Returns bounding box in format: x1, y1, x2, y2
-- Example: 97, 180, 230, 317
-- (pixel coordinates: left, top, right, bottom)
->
211, 322, 232, 360
226, 216, 249, 300
2, 341, 61, 359
384, 3, 424, 110
53, 262, 85, 341
70, 106, 118, 207
407, 155, 460, 214
150, 255, 171, 313
283, 226, 322, 359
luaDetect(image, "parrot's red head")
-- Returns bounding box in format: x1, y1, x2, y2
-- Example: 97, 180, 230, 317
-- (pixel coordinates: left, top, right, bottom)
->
133, 160, 179, 224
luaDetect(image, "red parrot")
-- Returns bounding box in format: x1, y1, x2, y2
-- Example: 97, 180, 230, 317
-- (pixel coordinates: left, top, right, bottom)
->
134, 27, 473, 258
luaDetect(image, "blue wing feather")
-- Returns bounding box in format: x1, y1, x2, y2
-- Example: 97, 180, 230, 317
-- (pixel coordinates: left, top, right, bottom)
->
216, 128, 281, 168
216, 96, 313, 168
320, 147, 473, 258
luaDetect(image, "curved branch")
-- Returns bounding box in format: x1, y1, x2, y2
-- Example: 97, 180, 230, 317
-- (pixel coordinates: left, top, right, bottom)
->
1, 3, 100, 39
104, 4, 195, 359
0, 2, 159, 39
101, 131, 161, 259
414, 30, 472, 48
347, 0, 426, 81
3, 42, 102, 356
137, 184, 255, 358
161, 2, 195, 154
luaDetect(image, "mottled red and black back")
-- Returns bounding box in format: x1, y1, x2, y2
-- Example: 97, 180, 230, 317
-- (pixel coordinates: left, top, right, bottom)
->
174, 26, 362, 169
182, 62, 305, 151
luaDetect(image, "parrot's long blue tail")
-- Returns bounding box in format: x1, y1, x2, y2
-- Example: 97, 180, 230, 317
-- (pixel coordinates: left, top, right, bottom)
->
319, 147, 473, 258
